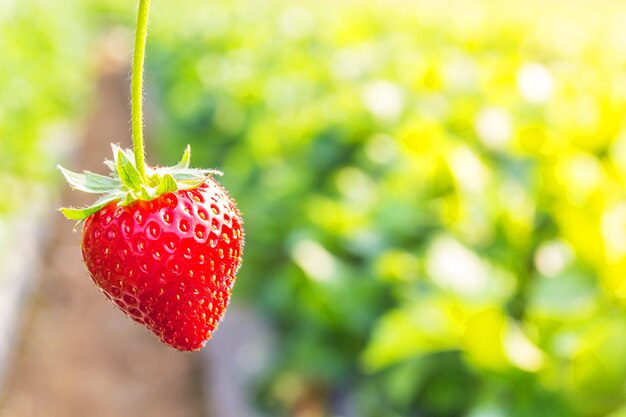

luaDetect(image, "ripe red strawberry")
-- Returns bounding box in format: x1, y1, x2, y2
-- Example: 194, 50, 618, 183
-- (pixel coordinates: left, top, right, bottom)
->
59, 0, 244, 351
59, 145, 244, 351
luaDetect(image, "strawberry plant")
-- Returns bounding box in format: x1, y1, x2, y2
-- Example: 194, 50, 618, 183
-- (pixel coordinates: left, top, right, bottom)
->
58, 0, 244, 351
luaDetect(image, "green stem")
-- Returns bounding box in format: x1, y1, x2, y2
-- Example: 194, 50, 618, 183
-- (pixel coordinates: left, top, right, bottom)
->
131, 0, 151, 182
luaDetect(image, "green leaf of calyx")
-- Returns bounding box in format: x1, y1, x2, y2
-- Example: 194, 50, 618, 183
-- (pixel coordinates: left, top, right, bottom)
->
58, 165, 121, 193
156, 173, 179, 195
58, 143, 222, 224
167, 168, 222, 180
111, 144, 135, 166
59, 193, 122, 221
139, 186, 156, 200
103, 159, 116, 171
172, 145, 191, 170
116, 150, 143, 192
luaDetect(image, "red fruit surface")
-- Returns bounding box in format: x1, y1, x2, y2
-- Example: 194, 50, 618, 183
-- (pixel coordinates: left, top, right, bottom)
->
81, 179, 244, 351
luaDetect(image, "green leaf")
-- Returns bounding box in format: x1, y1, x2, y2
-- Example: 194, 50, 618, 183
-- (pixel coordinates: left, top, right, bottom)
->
139, 187, 154, 200
171, 171, 206, 182
156, 173, 179, 195
169, 168, 222, 181
110, 143, 124, 163
59, 143, 225, 220
116, 150, 143, 192
110, 143, 135, 164
362, 298, 461, 372
58, 165, 120, 193
122, 192, 136, 206
59, 193, 121, 221
172, 145, 191, 170
123, 148, 135, 162
103, 159, 116, 171
176, 179, 206, 189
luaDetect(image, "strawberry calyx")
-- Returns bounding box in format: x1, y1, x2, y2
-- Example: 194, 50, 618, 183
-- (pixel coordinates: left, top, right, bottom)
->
58, 144, 222, 222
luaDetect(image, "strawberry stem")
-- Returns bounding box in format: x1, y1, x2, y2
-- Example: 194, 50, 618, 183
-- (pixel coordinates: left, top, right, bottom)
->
131, 0, 151, 182
58, 0, 224, 223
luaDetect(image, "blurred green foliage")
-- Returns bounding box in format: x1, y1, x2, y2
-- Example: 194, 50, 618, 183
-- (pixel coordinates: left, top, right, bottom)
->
0, 0, 93, 213
143, 0, 626, 415
7, 0, 626, 415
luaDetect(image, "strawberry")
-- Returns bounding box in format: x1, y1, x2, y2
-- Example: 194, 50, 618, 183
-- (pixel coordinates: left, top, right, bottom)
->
58, 0, 244, 351
59, 145, 244, 351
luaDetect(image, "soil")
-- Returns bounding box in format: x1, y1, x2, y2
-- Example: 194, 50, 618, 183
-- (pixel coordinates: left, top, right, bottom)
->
0, 44, 206, 417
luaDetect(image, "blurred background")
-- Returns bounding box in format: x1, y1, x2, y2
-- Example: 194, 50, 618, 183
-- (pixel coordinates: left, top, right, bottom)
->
2, 0, 626, 416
